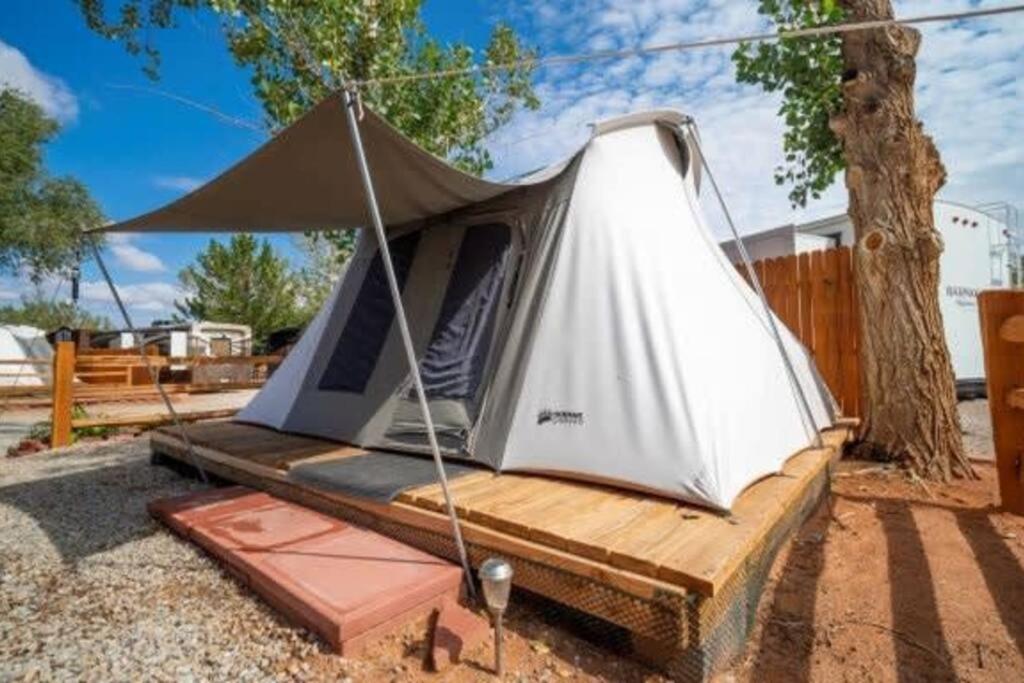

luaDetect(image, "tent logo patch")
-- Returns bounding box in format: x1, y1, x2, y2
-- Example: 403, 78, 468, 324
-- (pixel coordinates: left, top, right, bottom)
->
537, 409, 584, 426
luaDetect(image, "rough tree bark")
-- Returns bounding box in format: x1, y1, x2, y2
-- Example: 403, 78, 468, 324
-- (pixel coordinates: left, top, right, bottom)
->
830, 0, 974, 480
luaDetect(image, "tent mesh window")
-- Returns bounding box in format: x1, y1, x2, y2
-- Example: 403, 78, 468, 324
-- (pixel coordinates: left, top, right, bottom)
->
416, 223, 511, 401
318, 229, 422, 393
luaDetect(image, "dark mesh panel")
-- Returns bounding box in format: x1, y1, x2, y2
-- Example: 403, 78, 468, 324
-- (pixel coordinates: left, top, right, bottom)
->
318, 230, 421, 393
419, 223, 511, 400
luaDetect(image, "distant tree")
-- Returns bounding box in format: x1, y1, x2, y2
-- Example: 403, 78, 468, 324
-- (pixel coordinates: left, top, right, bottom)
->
0, 297, 111, 331
293, 231, 354, 321
0, 88, 104, 282
733, 0, 970, 479
175, 234, 302, 349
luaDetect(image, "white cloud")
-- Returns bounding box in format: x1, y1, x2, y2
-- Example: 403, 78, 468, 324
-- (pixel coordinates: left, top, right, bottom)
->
153, 175, 204, 192
488, 0, 1023, 237
106, 234, 166, 273
0, 288, 19, 301
80, 280, 184, 313
0, 40, 78, 122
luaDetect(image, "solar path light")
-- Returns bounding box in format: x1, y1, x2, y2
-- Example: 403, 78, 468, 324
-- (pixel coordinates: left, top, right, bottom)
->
479, 557, 513, 677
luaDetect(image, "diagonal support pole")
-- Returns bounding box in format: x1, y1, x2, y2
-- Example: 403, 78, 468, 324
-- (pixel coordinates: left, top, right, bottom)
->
341, 88, 477, 601
683, 120, 823, 448
90, 242, 210, 483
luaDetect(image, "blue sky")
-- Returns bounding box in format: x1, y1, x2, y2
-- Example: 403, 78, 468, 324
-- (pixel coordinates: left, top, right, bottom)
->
1, 0, 1022, 322
0, 1, 503, 321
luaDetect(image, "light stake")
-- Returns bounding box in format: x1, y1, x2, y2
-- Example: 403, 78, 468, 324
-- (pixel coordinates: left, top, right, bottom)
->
479, 557, 513, 678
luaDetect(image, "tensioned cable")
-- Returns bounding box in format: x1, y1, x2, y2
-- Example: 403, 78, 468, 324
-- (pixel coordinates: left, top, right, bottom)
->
348, 4, 1024, 88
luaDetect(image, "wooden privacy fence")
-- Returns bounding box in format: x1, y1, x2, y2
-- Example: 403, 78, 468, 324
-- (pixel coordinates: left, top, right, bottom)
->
978, 291, 1024, 515
739, 246, 861, 418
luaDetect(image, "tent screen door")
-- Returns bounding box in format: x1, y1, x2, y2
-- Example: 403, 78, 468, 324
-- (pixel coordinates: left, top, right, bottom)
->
416, 223, 511, 403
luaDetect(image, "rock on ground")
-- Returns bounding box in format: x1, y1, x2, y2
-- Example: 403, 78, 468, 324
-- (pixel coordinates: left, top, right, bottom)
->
959, 399, 995, 461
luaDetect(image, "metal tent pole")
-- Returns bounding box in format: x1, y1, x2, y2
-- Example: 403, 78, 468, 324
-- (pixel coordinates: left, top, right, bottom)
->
90, 242, 210, 483
683, 121, 823, 448
340, 88, 477, 601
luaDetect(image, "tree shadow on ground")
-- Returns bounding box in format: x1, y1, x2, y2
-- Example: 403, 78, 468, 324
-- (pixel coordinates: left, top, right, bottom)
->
0, 443, 207, 565
873, 496, 958, 682
837, 490, 1024, 681
748, 501, 830, 682
954, 509, 1024, 659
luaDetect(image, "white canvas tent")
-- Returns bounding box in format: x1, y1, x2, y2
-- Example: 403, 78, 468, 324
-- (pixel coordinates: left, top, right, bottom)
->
102, 94, 835, 510
0, 325, 51, 387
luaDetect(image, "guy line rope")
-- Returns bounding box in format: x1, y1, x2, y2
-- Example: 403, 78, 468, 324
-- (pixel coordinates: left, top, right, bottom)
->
347, 4, 1024, 88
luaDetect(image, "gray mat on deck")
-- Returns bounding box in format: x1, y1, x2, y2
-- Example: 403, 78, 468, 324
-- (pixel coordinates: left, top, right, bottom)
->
287, 452, 481, 503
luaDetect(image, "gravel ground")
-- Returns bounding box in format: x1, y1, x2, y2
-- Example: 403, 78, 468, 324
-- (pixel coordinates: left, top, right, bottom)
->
1, 437, 663, 683
0, 437, 325, 682
959, 398, 995, 461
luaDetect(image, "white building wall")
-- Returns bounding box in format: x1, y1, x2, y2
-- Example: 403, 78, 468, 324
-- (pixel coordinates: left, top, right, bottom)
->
721, 199, 1014, 386
794, 233, 836, 254
719, 228, 796, 263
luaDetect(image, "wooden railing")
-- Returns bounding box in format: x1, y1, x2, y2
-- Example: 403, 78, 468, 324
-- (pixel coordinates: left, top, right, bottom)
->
978, 290, 1024, 515
0, 341, 282, 448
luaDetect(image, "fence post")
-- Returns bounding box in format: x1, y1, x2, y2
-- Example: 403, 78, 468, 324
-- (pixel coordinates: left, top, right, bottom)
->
979, 290, 1024, 515
51, 340, 75, 448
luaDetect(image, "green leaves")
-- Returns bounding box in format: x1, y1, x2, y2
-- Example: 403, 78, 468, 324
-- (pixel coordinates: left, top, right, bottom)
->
74, 1, 539, 177
0, 89, 105, 282
0, 297, 112, 330
175, 234, 304, 350
733, 0, 845, 207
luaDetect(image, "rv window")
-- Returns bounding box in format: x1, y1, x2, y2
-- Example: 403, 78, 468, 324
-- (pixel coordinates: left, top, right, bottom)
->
318, 230, 422, 393
418, 223, 511, 401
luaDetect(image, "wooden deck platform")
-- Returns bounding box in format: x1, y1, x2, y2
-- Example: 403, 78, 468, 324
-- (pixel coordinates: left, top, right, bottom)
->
151, 420, 856, 680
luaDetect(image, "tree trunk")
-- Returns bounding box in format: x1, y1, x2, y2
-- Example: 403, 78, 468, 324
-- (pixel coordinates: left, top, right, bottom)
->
831, 0, 973, 480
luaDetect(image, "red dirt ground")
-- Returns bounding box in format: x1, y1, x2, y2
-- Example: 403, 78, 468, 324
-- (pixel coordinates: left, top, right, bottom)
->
271, 460, 1023, 681
729, 460, 1024, 683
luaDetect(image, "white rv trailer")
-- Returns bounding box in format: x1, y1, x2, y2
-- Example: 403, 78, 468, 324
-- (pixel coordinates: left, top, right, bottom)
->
111, 320, 252, 357
721, 199, 1019, 395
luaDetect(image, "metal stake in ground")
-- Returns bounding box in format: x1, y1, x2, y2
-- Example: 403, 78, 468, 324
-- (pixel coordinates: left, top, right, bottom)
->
340, 87, 477, 602
683, 120, 823, 448
89, 242, 209, 484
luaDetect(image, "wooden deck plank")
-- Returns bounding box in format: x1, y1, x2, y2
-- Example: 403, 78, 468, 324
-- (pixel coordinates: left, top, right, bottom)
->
149, 429, 680, 607
470, 481, 616, 541
528, 492, 654, 559
150, 421, 854, 598
605, 504, 714, 580
398, 472, 498, 510
157, 424, 366, 469
655, 444, 832, 589
453, 477, 563, 531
